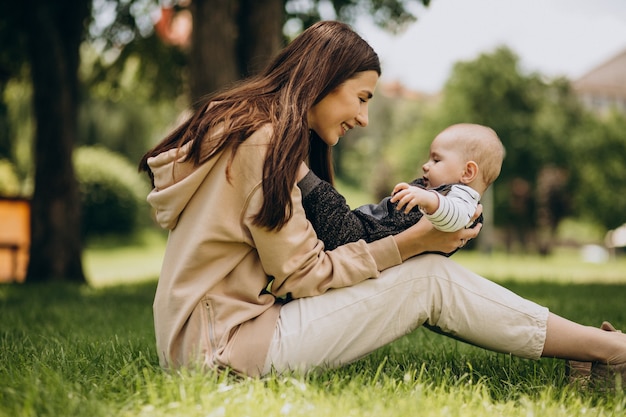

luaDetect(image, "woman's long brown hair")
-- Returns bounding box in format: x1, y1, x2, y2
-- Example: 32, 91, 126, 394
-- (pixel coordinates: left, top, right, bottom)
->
139, 21, 380, 230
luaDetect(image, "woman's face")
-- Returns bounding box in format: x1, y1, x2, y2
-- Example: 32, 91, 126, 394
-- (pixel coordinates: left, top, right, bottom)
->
307, 71, 379, 146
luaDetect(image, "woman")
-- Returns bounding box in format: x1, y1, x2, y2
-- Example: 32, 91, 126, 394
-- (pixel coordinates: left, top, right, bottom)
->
139, 21, 626, 383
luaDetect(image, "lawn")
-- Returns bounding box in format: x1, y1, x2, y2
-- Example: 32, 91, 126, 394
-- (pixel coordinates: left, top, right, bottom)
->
1, 237, 625, 417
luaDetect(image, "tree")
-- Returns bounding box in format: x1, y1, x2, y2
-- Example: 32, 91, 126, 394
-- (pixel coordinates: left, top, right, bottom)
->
24, 0, 92, 282
188, 0, 283, 105
185, 0, 431, 104
1, 0, 431, 283
432, 47, 590, 253
81, 0, 433, 147
0, 1, 30, 162
432, 48, 537, 250
529, 78, 586, 253
0, 0, 93, 282
571, 111, 626, 231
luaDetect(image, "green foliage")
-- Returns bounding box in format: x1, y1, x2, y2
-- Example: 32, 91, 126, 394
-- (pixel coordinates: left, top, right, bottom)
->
570, 111, 626, 229
531, 78, 587, 167
336, 45, 625, 246
434, 46, 623, 241
335, 93, 437, 199
77, 93, 183, 164
385, 105, 448, 182
3, 77, 34, 181
335, 45, 626, 253
442, 47, 543, 186
284, 0, 431, 35
74, 146, 150, 239
0, 159, 20, 197
79, 38, 189, 163
83, 14, 188, 103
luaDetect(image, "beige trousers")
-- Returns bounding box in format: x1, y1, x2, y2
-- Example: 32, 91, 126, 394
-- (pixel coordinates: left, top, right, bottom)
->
263, 254, 549, 375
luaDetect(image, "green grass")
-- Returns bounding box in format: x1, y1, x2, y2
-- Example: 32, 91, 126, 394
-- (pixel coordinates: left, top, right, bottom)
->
83, 229, 167, 287
2, 240, 626, 416
453, 248, 626, 284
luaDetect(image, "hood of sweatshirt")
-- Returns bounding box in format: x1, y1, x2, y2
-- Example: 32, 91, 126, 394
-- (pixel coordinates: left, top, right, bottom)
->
145, 124, 272, 230
146, 139, 220, 230
147, 124, 272, 230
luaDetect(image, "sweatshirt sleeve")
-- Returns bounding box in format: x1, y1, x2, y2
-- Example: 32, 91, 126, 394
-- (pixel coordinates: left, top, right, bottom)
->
246, 179, 402, 301
298, 171, 424, 250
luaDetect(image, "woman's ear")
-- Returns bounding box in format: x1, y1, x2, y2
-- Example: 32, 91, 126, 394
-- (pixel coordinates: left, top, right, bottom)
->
460, 161, 479, 184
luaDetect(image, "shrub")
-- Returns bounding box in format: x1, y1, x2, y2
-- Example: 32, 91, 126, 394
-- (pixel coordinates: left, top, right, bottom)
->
74, 146, 150, 239
0, 158, 21, 196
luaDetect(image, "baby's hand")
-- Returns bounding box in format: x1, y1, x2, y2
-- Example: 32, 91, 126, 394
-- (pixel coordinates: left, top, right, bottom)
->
392, 182, 410, 195
390, 182, 423, 213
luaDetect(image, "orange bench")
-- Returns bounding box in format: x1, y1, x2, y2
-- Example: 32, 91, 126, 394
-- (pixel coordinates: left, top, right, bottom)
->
0, 197, 30, 282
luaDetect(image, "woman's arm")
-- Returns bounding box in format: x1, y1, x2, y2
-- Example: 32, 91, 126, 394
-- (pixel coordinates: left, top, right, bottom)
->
248, 181, 401, 300
298, 166, 482, 257
252, 170, 480, 299
393, 207, 483, 261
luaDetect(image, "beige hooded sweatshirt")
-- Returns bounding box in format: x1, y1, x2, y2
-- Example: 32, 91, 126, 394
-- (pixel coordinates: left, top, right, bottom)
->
146, 124, 402, 376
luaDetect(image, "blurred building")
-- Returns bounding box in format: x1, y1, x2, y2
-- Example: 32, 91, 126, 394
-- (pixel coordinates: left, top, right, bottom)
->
572, 48, 626, 115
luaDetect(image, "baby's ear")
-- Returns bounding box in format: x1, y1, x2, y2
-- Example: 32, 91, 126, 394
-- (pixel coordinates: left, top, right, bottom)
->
460, 161, 479, 184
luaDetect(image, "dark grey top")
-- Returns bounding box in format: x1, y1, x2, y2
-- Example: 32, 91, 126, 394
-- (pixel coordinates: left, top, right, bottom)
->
298, 171, 482, 256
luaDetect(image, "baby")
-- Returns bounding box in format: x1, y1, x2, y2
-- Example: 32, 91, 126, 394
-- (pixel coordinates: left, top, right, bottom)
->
390, 123, 504, 232
298, 123, 505, 253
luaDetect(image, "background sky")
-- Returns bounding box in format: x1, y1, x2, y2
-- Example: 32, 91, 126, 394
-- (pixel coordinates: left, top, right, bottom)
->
354, 0, 626, 93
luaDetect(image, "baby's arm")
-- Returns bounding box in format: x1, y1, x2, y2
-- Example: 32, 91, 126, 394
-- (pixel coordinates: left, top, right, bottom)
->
391, 182, 440, 214
423, 184, 481, 232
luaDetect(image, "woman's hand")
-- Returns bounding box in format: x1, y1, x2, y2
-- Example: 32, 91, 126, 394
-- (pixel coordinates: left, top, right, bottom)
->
393, 204, 483, 261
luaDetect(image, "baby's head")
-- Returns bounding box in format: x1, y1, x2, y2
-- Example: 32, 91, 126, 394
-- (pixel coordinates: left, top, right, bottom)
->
422, 123, 505, 194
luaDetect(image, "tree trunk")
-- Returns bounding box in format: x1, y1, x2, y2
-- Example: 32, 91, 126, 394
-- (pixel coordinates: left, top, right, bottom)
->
0, 87, 10, 160
25, 0, 89, 283
238, 0, 284, 75
189, 0, 241, 105
189, 0, 284, 105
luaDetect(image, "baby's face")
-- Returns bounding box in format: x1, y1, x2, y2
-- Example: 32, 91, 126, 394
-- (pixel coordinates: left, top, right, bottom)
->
421, 133, 467, 188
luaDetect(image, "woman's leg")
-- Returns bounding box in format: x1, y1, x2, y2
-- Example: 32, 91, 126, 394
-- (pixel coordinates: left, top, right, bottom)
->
547, 317, 626, 388
543, 314, 626, 364
263, 254, 550, 375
